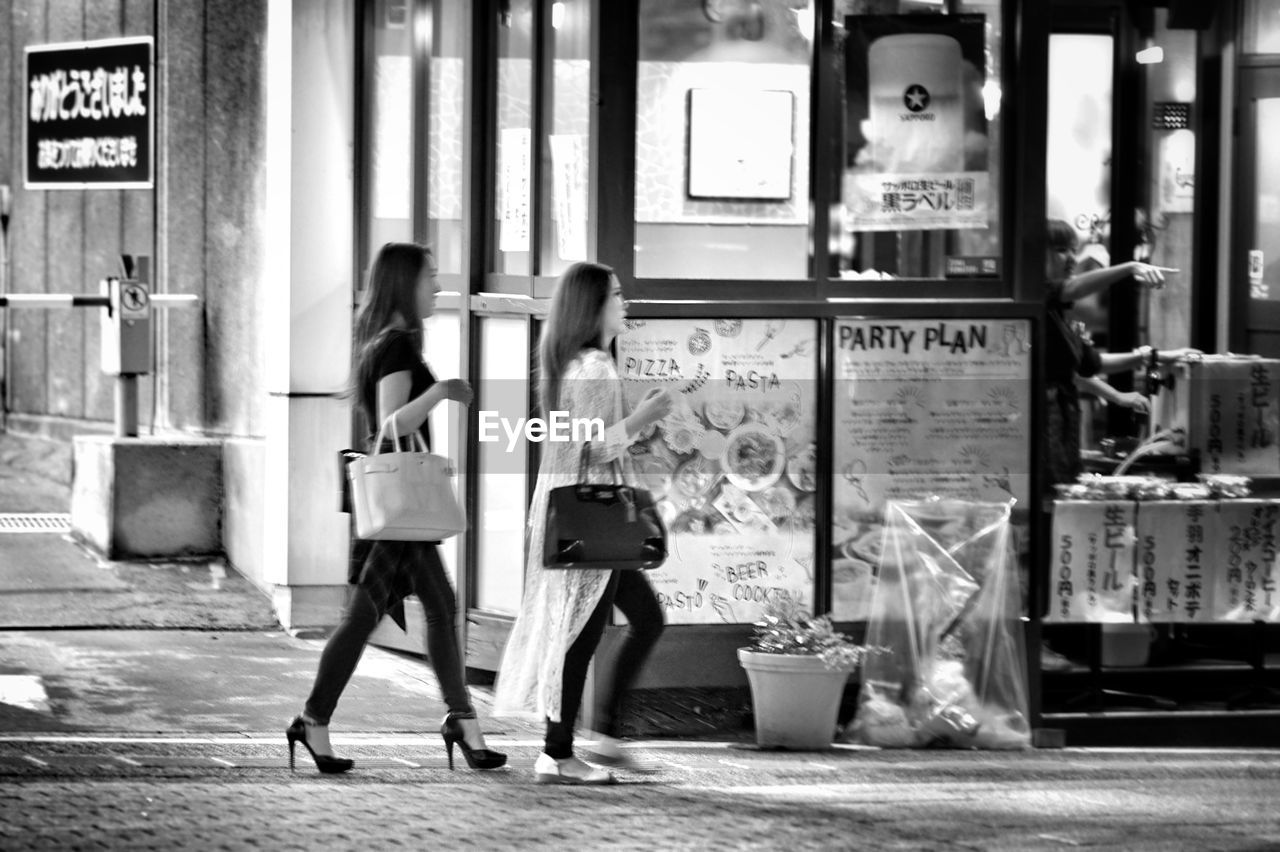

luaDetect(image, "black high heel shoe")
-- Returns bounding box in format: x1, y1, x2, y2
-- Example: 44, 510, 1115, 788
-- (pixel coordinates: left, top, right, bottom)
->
440, 712, 507, 770
286, 716, 354, 775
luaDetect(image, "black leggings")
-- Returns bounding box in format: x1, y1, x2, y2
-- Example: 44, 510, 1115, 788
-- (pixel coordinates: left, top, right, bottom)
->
545, 570, 665, 759
304, 546, 473, 725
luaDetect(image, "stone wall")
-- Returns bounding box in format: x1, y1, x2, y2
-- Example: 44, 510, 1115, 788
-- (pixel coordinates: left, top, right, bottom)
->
2, 0, 268, 440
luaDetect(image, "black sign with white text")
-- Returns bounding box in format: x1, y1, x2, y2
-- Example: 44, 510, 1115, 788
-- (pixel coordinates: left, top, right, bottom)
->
25, 37, 154, 189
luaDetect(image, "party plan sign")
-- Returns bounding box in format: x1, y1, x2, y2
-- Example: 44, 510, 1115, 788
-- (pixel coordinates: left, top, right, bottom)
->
830, 318, 1031, 620
25, 37, 153, 189
617, 319, 818, 625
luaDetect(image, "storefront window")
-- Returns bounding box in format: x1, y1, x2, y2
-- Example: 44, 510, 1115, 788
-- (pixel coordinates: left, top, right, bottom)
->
365, 0, 415, 253
1244, 0, 1280, 54
1046, 34, 1113, 339
427, 0, 470, 276
635, 0, 814, 280
472, 316, 531, 615
424, 311, 463, 584
1249, 98, 1280, 302
494, 0, 534, 275
1142, 10, 1197, 347
833, 0, 1003, 281
540, 0, 593, 276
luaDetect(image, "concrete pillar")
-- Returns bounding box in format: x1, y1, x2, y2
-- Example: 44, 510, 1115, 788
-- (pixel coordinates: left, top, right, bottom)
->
261, 0, 357, 629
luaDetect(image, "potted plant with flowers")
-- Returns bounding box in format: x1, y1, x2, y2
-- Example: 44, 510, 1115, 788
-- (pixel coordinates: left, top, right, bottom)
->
737, 594, 873, 750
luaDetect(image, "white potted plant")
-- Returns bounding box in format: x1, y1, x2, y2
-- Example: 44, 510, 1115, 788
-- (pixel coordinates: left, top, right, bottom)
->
738, 595, 873, 750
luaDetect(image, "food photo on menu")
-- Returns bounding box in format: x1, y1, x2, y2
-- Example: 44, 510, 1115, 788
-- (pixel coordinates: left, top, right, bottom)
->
618, 319, 819, 624
630, 370, 815, 539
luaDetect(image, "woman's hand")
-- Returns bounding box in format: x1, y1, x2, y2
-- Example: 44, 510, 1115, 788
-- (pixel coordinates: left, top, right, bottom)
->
1114, 391, 1151, 414
440, 378, 474, 406
1128, 262, 1179, 289
1156, 347, 1203, 364
635, 387, 675, 426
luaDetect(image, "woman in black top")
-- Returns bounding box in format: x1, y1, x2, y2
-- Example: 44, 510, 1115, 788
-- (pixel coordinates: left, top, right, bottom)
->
287, 242, 505, 774
1044, 219, 1104, 488
1042, 219, 1192, 488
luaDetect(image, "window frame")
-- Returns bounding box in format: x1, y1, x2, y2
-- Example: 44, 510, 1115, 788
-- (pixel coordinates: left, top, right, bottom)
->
598, 0, 1021, 302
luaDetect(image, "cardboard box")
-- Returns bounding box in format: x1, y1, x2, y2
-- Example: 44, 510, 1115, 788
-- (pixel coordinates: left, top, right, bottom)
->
1155, 357, 1280, 475
1048, 500, 1137, 623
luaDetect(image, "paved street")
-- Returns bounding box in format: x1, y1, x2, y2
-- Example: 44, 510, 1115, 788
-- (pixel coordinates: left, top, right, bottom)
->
2, 737, 1280, 851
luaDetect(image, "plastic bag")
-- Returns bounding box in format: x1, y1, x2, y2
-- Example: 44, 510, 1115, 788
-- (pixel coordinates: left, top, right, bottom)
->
847, 498, 1031, 749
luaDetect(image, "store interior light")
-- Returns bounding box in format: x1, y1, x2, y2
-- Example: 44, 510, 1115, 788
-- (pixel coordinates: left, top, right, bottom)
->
552, 2, 564, 30
982, 81, 1002, 121
1136, 45, 1164, 64
792, 6, 814, 44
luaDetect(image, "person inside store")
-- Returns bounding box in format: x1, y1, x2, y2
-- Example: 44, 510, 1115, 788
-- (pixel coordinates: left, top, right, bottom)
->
1040, 221, 1202, 672
1076, 346, 1199, 417
494, 261, 675, 785
1043, 218, 1200, 489
287, 242, 505, 775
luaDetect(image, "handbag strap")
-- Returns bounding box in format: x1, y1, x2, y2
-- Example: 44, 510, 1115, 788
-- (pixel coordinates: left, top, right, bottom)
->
577, 441, 624, 485
373, 417, 429, 455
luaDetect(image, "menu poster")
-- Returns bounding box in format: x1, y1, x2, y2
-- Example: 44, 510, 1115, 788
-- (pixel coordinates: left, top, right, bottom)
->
1136, 501, 1215, 624
1048, 500, 1138, 623
831, 318, 1031, 621
549, 133, 589, 262
617, 319, 818, 625
1214, 500, 1280, 623
497, 127, 531, 252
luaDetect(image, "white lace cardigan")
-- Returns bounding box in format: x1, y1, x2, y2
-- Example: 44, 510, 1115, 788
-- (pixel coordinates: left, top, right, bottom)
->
493, 349, 640, 723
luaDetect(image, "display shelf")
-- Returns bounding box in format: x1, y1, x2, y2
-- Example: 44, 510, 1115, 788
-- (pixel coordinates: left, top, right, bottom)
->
1038, 708, 1280, 747
1045, 661, 1260, 675
1035, 622, 1280, 742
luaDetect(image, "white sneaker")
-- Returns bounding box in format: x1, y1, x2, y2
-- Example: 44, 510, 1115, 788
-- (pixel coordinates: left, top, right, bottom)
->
580, 734, 637, 770
534, 752, 614, 785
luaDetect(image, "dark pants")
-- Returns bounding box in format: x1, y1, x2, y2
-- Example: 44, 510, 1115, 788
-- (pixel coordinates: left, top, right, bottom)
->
305, 545, 473, 725
544, 570, 665, 759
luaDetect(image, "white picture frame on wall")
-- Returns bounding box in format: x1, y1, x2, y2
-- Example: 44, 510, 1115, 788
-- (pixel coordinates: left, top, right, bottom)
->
686, 88, 794, 201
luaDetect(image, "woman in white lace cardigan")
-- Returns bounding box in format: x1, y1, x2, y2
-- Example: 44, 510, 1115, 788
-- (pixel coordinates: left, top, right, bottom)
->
494, 262, 674, 785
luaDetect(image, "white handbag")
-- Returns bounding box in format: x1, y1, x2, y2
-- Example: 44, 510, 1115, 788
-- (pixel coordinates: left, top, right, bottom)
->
347, 419, 466, 541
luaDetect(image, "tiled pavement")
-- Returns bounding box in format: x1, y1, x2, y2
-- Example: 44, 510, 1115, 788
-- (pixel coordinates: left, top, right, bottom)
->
2, 739, 1280, 851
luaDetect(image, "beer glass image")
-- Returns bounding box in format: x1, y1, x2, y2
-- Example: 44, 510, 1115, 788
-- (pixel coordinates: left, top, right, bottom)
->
866, 33, 965, 173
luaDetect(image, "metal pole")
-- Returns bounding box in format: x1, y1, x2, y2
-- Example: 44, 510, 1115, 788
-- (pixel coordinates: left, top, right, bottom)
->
115, 375, 139, 438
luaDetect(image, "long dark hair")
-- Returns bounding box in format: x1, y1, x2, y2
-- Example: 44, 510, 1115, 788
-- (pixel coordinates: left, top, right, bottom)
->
352, 242, 432, 421
537, 261, 613, 415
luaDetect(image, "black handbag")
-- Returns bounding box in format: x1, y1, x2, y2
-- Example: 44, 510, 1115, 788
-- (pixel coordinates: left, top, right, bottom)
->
542, 444, 668, 571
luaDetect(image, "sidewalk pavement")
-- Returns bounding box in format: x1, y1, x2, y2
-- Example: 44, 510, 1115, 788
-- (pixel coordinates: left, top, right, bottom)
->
0, 429, 71, 513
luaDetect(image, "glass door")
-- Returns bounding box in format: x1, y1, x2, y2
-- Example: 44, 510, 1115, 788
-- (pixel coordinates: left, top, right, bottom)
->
1234, 66, 1280, 356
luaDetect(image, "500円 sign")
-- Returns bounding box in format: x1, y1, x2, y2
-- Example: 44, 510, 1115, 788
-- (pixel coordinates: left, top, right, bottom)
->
25, 36, 153, 189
